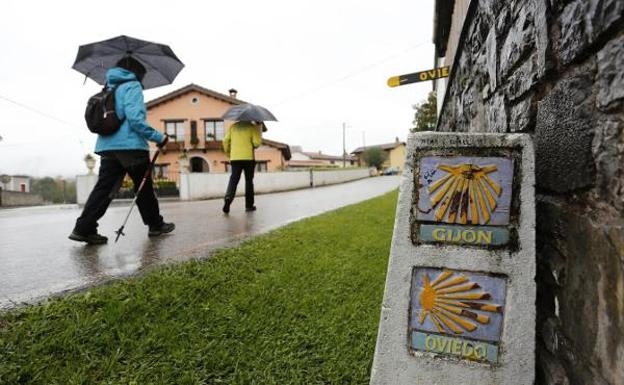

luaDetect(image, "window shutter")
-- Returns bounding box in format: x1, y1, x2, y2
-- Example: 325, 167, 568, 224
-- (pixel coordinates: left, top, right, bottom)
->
190, 120, 198, 145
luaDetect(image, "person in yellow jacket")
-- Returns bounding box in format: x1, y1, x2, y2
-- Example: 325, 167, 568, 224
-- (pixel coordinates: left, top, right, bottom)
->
222, 120, 262, 213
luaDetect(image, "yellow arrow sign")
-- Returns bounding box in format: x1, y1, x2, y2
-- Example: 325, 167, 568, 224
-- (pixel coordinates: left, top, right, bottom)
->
387, 66, 450, 87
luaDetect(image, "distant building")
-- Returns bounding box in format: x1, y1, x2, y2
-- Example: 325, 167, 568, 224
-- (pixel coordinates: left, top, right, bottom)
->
145, 84, 291, 182
288, 147, 356, 169
0, 175, 31, 193
0, 175, 43, 207
351, 137, 406, 171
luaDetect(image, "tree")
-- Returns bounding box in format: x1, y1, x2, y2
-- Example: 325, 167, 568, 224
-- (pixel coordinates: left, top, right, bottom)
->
362, 147, 388, 170
31, 177, 77, 204
411, 91, 438, 132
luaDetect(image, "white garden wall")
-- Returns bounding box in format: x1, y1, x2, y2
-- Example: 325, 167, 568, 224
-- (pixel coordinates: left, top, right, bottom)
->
180, 168, 370, 201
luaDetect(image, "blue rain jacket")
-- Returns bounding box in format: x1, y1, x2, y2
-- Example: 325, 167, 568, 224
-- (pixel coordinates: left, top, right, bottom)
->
94, 67, 164, 153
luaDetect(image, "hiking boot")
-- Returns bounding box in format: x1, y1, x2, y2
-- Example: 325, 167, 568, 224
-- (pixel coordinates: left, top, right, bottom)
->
68, 231, 108, 245
245, 206, 257, 212
223, 197, 232, 214
148, 222, 175, 237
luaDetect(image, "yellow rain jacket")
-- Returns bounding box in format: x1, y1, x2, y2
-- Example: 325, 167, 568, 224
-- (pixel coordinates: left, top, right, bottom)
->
223, 121, 262, 161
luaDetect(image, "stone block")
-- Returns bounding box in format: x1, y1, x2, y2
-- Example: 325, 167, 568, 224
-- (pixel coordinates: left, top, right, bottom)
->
557, 0, 589, 65
486, 92, 508, 132
592, 118, 624, 212
499, 0, 549, 80
509, 94, 536, 132
596, 36, 624, 111
505, 54, 541, 101
586, 0, 624, 43
536, 199, 624, 385
534, 71, 595, 193
557, 0, 624, 66
499, 4, 536, 78
537, 346, 570, 385
485, 26, 498, 93
370, 132, 535, 385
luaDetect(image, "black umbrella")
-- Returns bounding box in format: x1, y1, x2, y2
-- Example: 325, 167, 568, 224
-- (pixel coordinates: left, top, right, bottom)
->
72, 35, 184, 89
222, 103, 278, 122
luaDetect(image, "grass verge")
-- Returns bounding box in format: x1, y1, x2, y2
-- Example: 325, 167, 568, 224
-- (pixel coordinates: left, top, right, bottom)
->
0, 191, 398, 385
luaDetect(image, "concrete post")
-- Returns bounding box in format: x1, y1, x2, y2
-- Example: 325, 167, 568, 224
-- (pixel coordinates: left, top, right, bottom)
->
370, 132, 535, 385
76, 174, 98, 205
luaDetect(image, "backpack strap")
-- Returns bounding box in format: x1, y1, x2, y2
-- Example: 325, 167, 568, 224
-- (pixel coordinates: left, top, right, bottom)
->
106, 78, 134, 91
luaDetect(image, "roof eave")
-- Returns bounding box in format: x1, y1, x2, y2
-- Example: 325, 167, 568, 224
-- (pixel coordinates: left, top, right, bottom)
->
146, 84, 247, 110
433, 0, 455, 57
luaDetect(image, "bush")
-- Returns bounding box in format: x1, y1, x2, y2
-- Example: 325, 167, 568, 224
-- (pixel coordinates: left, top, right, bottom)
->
362, 147, 388, 170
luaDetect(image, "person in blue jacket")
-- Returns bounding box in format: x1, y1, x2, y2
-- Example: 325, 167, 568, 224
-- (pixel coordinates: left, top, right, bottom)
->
69, 56, 174, 244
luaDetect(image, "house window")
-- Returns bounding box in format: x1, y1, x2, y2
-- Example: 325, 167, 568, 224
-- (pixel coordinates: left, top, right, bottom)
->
205, 120, 225, 141
164, 121, 185, 142
255, 161, 268, 173
154, 164, 169, 179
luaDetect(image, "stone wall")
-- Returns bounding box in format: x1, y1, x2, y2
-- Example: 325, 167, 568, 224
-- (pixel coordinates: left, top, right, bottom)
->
0, 190, 44, 207
436, 1, 624, 384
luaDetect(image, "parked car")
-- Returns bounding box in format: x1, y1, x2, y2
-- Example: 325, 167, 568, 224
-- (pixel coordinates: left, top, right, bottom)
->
382, 167, 400, 175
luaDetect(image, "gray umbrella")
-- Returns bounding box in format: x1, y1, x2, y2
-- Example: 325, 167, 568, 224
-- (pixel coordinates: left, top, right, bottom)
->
72, 35, 184, 90
221, 103, 278, 122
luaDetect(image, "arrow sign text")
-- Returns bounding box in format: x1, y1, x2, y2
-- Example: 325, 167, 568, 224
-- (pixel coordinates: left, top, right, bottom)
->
387, 66, 450, 87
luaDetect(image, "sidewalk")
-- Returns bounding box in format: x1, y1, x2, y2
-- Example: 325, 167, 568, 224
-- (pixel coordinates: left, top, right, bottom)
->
0, 176, 400, 308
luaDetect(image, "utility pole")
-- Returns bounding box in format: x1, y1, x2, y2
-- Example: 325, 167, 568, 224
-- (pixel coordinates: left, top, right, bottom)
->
342, 122, 346, 168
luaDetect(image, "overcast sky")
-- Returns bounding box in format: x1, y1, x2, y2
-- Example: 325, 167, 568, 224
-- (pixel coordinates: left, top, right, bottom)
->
0, 0, 435, 177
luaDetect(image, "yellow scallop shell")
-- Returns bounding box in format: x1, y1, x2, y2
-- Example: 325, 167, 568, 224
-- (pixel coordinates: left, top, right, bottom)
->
427, 163, 502, 225
418, 270, 502, 335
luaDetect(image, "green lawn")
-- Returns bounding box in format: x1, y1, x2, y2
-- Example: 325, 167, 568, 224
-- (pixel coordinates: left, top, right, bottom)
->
0, 191, 397, 385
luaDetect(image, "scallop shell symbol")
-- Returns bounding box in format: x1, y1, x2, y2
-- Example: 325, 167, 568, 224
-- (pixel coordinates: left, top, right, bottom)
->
427, 163, 502, 225
418, 271, 503, 335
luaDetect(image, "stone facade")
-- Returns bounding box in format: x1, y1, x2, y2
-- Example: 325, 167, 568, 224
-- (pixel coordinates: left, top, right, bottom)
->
436, 1, 624, 384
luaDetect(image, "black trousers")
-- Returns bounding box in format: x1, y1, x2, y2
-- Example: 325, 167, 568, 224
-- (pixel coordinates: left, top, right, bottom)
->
225, 160, 255, 208
74, 151, 163, 235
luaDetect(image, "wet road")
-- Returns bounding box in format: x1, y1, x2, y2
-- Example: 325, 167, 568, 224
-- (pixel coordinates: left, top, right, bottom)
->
0, 176, 399, 308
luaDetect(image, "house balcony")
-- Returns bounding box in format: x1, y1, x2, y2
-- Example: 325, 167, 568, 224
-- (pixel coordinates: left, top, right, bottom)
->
162, 140, 224, 152
164, 142, 185, 151
202, 141, 223, 150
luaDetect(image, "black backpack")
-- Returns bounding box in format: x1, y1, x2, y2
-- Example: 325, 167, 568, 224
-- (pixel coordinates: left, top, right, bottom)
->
84, 82, 128, 136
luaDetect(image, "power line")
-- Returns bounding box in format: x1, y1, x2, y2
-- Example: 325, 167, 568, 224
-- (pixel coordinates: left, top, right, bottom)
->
274, 41, 430, 106
0, 94, 88, 151
0, 94, 83, 131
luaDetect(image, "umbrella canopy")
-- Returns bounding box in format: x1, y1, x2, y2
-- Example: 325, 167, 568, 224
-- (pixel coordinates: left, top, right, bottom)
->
72, 35, 184, 89
221, 103, 278, 122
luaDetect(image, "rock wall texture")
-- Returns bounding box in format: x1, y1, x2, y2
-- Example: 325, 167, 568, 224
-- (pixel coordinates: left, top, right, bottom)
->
436, 1, 624, 384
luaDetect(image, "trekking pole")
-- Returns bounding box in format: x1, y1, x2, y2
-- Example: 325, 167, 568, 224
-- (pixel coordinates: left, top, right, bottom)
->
114, 147, 162, 243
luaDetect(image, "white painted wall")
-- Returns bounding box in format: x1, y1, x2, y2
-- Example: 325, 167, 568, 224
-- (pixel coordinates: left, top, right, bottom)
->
180, 168, 370, 200
77, 169, 371, 203
180, 171, 310, 200
312, 169, 370, 187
